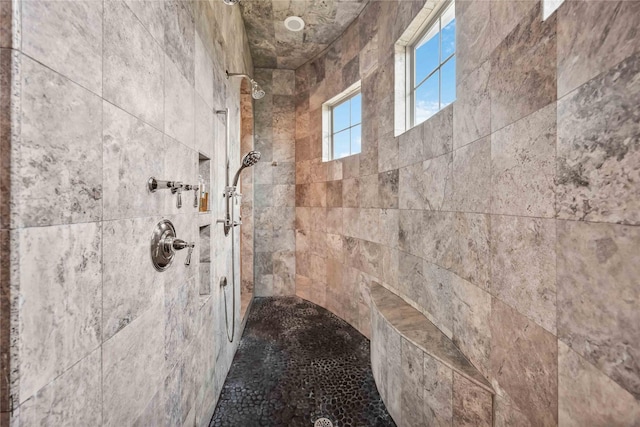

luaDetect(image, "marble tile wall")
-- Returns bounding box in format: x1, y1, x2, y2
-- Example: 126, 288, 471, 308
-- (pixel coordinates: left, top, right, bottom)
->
2, 0, 254, 424
292, 0, 640, 425
252, 68, 297, 297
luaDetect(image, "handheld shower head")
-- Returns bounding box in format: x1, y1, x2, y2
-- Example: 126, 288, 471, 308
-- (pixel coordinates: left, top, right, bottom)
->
232, 151, 261, 187
251, 80, 266, 100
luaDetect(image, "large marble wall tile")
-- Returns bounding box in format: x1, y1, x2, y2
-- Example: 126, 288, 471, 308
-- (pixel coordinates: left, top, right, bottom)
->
422, 105, 453, 160
195, 95, 214, 157
164, 0, 194, 85
103, 102, 166, 220
423, 353, 453, 426
104, 0, 164, 129
557, 220, 640, 399
0, 1, 13, 48
22, 0, 102, 94
423, 153, 453, 211
123, 0, 165, 47
557, 0, 640, 98
452, 372, 492, 427
491, 215, 556, 334
195, 34, 214, 110
398, 209, 424, 258
103, 297, 165, 427
453, 60, 490, 150
18, 349, 101, 426
0, 48, 12, 231
378, 132, 398, 173
559, 341, 640, 426
491, 102, 556, 218
384, 315, 403, 424
398, 125, 423, 169
378, 169, 398, 209
489, 0, 537, 53
490, 2, 556, 131
556, 52, 640, 225
422, 211, 456, 271
456, 0, 491, 83
17, 222, 102, 401
451, 213, 490, 291
359, 173, 379, 208
399, 162, 426, 210
165, 57, 195, 149
452, 275, 491, 377
490, 298, 558, 426
401, 338, 425, 426
103, 216, 164, 340
15, 56, 102, 228
450, 136, 490, 213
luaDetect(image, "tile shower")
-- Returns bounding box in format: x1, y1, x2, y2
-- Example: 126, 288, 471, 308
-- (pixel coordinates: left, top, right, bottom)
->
1, 0, 639, 426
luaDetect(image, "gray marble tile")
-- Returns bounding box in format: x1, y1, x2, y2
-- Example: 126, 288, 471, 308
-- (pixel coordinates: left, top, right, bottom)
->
103, 296, 165, 427
557, 220, 640, 399
453, 60, 490, 150
399, 162, 426, 210
103, 102, 165, 220
490, 298, 558, 426
0, 1, 13, 48
103, 216, 165, 340
0, 49, 12, 231
422, 211, 456, 271
378, 169, 398, 209
401, 338, 425, 427
450, 137, 490, 213
452, 372, 492, 427
17, 222, 102, 401
165, 56, 195, 149
359, 174, 379, 209
558, 341, 640, 427
385, 314, 403, 424
424, 153, 453, 211
457, 0, 491, 83
420, 261, 454, 338
123, 0, 165, 47
423, 353, 453, 427
490, 0, 537, 53
164, 0, 194, 85
423, 105, 453, 160
450, 212, 491, 292
556, 52, 640, 225
19, 349, 101, 426
378, 132, 398, 173
491, 215, 556, 334
557, 0, 640, 98
490, 2, 556, 131
22, 0, 102, 94
491, 102, 556, 218
195, 34, 213, 110
452, 275, 491, 378
195, 94, 214, 157
104, 0, 164, 129
15, 56, 102, 228
326, 181, 342, 208
398, 209, 424, 259
398, 124, 423, 169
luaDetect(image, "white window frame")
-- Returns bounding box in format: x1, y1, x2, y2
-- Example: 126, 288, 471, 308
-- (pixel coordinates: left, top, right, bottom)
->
407, 0, 455, 129
322, 81, 362, 162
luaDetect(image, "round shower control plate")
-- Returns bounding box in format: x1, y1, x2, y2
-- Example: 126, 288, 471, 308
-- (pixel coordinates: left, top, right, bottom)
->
150, 219, 176, 271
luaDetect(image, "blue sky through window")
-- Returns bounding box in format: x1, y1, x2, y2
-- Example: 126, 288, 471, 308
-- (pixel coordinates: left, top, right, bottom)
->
413, 2, 456, 126
331, 92, 361, 159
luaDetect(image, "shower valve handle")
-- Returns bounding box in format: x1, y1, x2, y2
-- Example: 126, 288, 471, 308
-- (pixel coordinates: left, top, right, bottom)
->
163, 237, 195, 266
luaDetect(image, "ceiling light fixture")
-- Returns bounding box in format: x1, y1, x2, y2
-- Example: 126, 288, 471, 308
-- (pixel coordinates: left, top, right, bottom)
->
284, 16, 305, 32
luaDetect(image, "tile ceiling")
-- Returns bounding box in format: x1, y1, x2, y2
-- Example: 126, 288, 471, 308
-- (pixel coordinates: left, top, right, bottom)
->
239, 0, 369, 69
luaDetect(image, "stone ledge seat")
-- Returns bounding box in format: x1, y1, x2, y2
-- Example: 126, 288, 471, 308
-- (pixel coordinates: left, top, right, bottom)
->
369, 283, 494, 426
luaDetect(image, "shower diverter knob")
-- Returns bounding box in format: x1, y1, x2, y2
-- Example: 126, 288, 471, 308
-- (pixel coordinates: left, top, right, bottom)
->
151, 220, 195, 271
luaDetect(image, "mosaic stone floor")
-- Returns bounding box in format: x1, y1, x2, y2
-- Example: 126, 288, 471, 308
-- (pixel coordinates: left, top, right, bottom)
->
209, 297, 396, 427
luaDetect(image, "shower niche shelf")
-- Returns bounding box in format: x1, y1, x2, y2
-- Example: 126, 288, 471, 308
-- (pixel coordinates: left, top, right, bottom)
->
198, 152, 212, 220
199, 224, 211, 295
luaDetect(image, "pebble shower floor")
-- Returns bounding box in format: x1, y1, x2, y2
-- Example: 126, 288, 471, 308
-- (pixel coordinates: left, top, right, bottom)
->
209, 297, 396, 427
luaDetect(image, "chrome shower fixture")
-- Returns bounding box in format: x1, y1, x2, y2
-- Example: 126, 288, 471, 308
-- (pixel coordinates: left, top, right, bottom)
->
232, 150, 261, 188
222, 0, 239, 5
226, 71, 266, 100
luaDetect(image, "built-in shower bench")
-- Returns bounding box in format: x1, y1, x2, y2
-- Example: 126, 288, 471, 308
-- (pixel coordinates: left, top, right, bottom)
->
368, 283, 494, 426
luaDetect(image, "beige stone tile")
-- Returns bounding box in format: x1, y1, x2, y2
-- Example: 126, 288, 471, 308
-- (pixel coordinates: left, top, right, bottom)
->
104, 0, 164, 129
423, 353, 453, 427
559, 341, 640, 427
451, 213, 490, 291
15, 56, 102, 228
123, 0, 165, 47
491, 215, 556, 333
457, 0, 492, 83
452, 372, 492, 427
398, 124, 423, 169
453, 61, 490, 150
421, 261, 454, 338
450, 137, 490, 214
491, 102, 556, 218
22, 0, 102, 94
378, 169, 398, 209
490, 2, 556, 131
399, 162, 426, 210
489, 0, 537, 53
17, 223, 102, 401
557, 0, 640, 98
164, 0, 194, 85
165, 56, 195, 149
557, 52, 640, 225
401, 338, 425, 426
423, 105, 453, 160
399, 209, 424, 258
557, 220, 640, 399
490, 298, 558, 426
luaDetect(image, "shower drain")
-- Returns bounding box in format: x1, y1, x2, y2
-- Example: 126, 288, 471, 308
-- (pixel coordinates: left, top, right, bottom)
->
314, 418, 334, 427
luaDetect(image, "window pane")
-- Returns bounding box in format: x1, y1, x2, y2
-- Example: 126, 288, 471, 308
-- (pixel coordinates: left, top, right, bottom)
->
441, 56, 456, 107
333, 129, 351, 160
332, 101, 350, 133
350, 94, 362, 125
441, 6, 455, 59
350, 124, 361, 154
415, 70, 439, 125
415, 24, 439, 85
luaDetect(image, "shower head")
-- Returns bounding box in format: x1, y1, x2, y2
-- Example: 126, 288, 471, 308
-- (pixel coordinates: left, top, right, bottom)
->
226, 71, 266, 100
232, 151, 261, 187
222, 0, 239, 5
